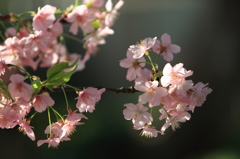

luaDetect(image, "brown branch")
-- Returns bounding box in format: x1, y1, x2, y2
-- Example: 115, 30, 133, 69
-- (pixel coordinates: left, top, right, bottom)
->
48, 86, 140, 94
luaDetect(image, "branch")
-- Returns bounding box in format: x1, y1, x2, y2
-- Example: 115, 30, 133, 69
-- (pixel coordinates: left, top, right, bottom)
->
49, 86, 140, 94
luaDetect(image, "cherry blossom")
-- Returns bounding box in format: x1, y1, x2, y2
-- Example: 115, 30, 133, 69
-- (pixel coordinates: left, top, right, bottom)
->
66, 5, 95, 35
140, 125, 160, 138
128, 37, 157, 59
76, 87, 106, 113
17, 119, 35, 141
32, 93, 55, 112
160, 112, 191, 134
135, 80, 168, 107
8, 74, 33, 101
188, 82, 212, 112
105, 0, 124, 27
152, 33, 181, 62
119, 50, 146, 81
161, 63, 193, 87
32, 5, 56, 31
123, 103, 153, 129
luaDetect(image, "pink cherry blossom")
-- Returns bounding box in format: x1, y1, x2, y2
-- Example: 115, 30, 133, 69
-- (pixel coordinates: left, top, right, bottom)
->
152, 33, 181, 62
37, 136, 70, 148
76, 87, 106, 112
1, 98, 31, 121
32, 5, 56, 31
105, 0, 124, 27
188, 82, 212, 112
135, 68, 152, 85
66, 5, 95, 35
128, 37, 157, 59
168, 80, 194, 96
58, 120, 84, 139
135, 80, 168, 107
65, 109, 88, 122
140, 125, 159, 138
8, 74, 33, 101
119, 50, 146, 81
161, 63, 193, 87
4, 27, 16, 38
16, 27, 30, 39
123, 103, 153, 129
32, 93, 55, 112
160, 111, 191, 134
17, 119, 35, 141
84, 27, 114, 46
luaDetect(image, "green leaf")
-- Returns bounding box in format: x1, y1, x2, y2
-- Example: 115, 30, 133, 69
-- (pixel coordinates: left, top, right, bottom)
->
154, 72, 163, 78
47, 56, 79, 79
31, 80, 42, 94
0, 80, 12, 99
46, 57, 80, 89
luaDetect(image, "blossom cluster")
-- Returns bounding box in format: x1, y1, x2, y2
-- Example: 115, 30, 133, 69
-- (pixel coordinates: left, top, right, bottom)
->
0, 0, 212, 148
0, 71, 105, 147
0, 0, 124, 71
120, 33, 212, 137
0, 0, 121, 148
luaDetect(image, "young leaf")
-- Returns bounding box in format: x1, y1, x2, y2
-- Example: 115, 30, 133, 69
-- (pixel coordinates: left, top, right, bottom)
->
32, 80, 43, 94
0, 80, 12, 99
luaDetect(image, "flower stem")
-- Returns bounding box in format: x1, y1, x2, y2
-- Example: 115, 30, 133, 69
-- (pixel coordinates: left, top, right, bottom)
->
62, 33, 84, 44
47, 107, 52, 135
75, 0, 79, 6
62, 85, 70, 109
49, 106, 64, 121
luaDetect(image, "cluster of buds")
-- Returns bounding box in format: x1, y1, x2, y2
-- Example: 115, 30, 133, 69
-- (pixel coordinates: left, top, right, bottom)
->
120, 33, 212, 137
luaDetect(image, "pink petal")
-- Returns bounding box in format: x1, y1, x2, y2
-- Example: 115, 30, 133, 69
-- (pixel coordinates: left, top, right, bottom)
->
161, 33, 171, 46
168, 44, 181, 53
119, 58, 132, 68
69, 21, 79, 35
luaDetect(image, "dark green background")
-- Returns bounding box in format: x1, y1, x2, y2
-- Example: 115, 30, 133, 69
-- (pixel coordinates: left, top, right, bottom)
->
0, 0, 240, 158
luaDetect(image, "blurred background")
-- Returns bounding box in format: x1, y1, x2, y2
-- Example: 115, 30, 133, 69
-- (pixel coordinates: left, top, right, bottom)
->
1, 0, 240, 158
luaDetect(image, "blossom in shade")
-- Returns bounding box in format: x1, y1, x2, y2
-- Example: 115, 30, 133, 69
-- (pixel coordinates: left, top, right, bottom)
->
140, 125, 159, 138
4, 27, 16, 38
128, 37, 157, 59
8, 74, 33, 101
160, 111, 191, 134
37, 136, 71, 148
119, 50, 146, 81
65, 109, 88, 122
189, 82, 212, 112
1, 98, 31, 123
76, 87, 106, 113
123, 103, 153, 129
17, 119, 35, 141
32, 93, 55, 112
32, 5, 56, 31
135, 80, 168, 107
152, 33, 181, 62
